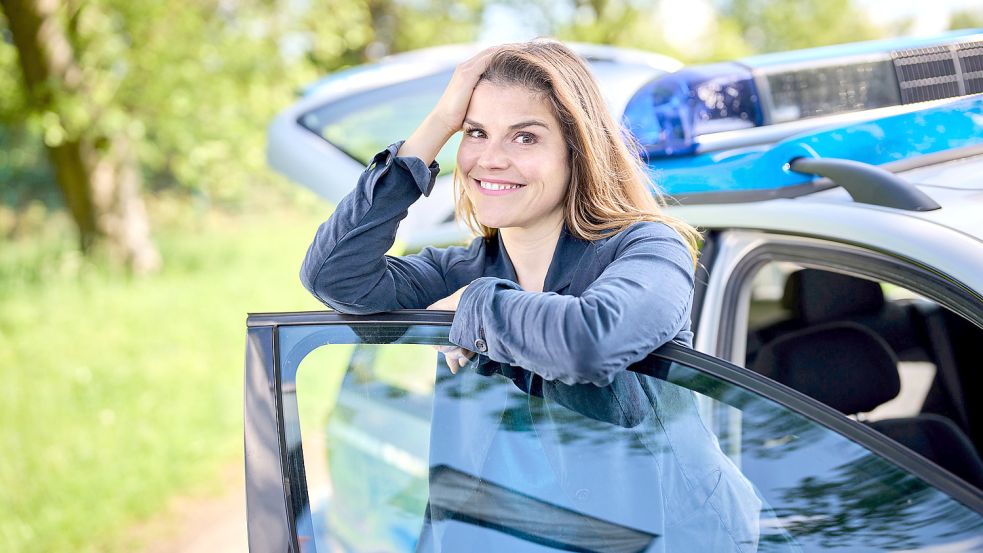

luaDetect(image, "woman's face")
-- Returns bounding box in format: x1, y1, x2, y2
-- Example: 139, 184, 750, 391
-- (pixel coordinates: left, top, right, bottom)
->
457, 81, 570, 232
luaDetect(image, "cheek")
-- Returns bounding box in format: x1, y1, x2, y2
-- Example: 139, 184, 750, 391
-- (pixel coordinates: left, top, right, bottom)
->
537, 148, 570, 199
456, 143, 479, 173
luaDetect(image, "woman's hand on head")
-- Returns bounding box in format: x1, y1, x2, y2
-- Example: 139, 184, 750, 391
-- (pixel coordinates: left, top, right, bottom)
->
430, 46, 500, 136
428, 285, 474, 374
397, 46, 499, 165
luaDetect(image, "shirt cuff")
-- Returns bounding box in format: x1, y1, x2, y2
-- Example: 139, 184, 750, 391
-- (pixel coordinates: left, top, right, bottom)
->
449, 277, 521, 355
371, 140, 441, 197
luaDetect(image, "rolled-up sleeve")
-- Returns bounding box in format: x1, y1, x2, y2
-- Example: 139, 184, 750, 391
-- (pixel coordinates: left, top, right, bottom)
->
449, 222, 694, 386
300, 141, 448, 313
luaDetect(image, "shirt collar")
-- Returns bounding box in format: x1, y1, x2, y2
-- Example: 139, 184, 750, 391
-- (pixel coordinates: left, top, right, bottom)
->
491, 224, 592, 293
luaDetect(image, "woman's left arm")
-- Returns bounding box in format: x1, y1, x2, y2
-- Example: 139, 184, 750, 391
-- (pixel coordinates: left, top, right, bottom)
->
449, 223, 695, 387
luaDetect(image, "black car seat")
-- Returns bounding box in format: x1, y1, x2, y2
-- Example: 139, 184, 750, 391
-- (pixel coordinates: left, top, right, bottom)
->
752, 322, 983, 489
746, 269, 926, 367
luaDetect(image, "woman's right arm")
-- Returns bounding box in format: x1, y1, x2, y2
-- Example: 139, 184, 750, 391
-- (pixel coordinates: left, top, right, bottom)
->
300, 47, 501, 314
299, 129, 449, 314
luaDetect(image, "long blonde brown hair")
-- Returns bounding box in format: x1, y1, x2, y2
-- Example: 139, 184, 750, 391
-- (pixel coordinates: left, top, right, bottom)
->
452, 39, 701, 265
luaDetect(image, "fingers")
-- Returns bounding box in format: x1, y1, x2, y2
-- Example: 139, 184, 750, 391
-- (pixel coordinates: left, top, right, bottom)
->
434, 345, 476, 374
430, 46, 502, 134
459, 45, 499, 75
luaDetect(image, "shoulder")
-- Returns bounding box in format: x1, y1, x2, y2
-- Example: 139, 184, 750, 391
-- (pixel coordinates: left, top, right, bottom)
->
599, 221, 689, 254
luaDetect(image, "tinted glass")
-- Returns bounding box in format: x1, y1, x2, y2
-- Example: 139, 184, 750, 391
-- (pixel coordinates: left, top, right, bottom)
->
299, 71, 461, 173
279, 323, 983, 553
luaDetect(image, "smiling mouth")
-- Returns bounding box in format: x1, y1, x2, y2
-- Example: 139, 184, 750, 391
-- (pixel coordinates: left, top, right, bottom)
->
473, 178, 526, 192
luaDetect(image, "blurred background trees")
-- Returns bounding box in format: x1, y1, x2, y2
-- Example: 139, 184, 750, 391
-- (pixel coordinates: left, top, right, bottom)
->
0, 0, 483, 273
1, 0, 979, 273
1, 2, 981, 552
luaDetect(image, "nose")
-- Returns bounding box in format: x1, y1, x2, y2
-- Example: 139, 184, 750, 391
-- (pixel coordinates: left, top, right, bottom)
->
475, 139, 510, 171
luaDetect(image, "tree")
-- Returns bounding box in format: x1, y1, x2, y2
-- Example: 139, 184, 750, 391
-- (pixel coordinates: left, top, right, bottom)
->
715, 0, 883, 54
1, 0, 160, 274
949, 8, 983, 30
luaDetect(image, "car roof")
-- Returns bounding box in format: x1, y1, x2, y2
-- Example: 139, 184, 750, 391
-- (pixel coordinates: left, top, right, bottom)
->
670, 150, 983, 295
300, 41, 682, 115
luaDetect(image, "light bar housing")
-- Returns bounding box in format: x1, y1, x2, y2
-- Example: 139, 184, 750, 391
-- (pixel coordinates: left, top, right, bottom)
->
626, 30, 983, 159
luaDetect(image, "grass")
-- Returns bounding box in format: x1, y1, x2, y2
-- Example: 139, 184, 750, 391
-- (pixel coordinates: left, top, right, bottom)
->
0, 198, 337, 552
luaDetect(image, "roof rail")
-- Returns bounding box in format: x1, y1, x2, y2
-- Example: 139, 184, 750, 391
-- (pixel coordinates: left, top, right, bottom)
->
788, 157, 941, 211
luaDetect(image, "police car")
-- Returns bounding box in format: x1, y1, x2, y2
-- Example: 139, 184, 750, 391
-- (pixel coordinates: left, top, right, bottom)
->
245, 31, 983, 552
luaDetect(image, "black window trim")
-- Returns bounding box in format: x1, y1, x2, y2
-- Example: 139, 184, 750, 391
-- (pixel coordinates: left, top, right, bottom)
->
247, 309, 983, 549
713, 232, 983, 360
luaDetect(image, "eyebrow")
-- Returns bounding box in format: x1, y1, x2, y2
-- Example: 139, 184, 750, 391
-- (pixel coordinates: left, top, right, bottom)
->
463, 118, 551, 132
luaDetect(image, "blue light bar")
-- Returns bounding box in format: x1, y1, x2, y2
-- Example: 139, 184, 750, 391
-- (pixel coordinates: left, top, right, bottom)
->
651, 95, 983, 197
626, 30, 983, 159
624, 63, 763, 157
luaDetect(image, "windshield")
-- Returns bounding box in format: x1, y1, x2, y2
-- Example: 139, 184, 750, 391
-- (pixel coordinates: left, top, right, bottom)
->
278, 323, 983, 552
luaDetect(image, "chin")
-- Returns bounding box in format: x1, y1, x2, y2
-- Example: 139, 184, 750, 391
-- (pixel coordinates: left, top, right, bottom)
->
474, 212, 514, 230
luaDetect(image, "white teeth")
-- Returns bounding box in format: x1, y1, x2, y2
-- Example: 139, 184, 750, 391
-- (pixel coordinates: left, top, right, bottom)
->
478, 180, 522, 191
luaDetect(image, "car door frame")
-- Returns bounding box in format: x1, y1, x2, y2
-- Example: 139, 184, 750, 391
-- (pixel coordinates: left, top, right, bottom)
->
243, 310, 983, 552
693, 229, 983, 364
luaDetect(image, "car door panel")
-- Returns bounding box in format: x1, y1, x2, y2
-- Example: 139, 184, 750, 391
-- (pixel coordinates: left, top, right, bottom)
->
244, 312, 983, 552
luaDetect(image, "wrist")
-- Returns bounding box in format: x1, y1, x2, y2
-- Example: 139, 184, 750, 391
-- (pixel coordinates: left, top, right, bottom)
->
420, 112, 460, 148
397, 114, 458, 165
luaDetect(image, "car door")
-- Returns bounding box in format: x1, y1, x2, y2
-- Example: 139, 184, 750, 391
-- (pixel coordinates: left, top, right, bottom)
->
244, 310, 983, 552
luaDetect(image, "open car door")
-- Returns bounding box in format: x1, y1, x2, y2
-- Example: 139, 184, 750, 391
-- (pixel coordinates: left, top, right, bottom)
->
244, 311, 983, 553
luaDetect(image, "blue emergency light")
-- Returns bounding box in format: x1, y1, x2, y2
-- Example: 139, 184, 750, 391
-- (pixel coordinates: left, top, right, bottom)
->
624, 30, 983, 198
626, 29, 983, 160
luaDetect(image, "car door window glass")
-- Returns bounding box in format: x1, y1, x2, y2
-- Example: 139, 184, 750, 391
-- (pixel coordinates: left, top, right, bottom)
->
280, 323, 983, 553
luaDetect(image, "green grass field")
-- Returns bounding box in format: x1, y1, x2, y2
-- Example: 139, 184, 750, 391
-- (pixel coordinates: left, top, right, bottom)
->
0, 201, 345, 552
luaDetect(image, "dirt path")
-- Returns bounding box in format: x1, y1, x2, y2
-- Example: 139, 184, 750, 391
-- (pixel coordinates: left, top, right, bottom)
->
127, 431, 329, 553
125, 460, 248, 553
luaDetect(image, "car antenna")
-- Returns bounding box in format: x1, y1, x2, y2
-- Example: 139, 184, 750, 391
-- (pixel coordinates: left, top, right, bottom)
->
787, 157, 941, 212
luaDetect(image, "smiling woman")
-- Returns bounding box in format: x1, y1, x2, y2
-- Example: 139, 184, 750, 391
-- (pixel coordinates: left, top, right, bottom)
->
456, 85, 569, 244
298, 39, 761, 551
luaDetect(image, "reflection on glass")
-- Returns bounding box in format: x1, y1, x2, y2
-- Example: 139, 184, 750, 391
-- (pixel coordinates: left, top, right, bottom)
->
281, 324, 983, 553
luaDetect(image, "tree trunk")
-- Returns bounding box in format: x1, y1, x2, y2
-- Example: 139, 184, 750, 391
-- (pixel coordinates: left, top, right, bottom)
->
2, 0, 161, 274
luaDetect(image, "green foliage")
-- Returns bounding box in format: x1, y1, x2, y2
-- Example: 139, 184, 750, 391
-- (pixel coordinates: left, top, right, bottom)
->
0, 204, 336, 553
505, 0, 885, 63
303, 0, 483, 69
0, 127, 57, 211
0, 12, 26, 124
0, 0, 484, 211
716, 0, 882, 53
949, 8, 983, 30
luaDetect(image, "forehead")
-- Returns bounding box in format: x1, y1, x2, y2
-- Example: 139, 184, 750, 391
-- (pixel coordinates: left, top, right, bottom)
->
467, 82, 556, 125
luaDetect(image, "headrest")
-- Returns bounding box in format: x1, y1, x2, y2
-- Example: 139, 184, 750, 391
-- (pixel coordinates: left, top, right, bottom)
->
752, 322, 899, 415
782, 269, 885, 323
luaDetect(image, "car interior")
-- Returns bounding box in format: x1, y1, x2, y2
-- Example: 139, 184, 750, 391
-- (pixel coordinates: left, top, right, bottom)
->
744, 267, 983, 489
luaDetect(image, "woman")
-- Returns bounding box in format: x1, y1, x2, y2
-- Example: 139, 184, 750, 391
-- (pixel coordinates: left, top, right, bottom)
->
301, 40, 699, 384
301, 40, 763, 552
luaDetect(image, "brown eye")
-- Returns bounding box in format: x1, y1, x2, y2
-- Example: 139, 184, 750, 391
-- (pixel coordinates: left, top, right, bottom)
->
516, 132, 536, 144
465, 128, 485, 138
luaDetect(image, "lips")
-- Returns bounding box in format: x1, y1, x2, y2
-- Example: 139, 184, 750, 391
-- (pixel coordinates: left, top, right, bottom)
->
472, 177, 526, 195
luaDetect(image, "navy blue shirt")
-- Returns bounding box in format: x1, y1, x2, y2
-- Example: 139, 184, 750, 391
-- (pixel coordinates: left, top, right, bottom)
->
301, 142, 766, 551
300, 140, 695, 387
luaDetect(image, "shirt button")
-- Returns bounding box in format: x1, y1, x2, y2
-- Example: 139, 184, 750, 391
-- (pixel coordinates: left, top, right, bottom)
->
474, 338, 488, 353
